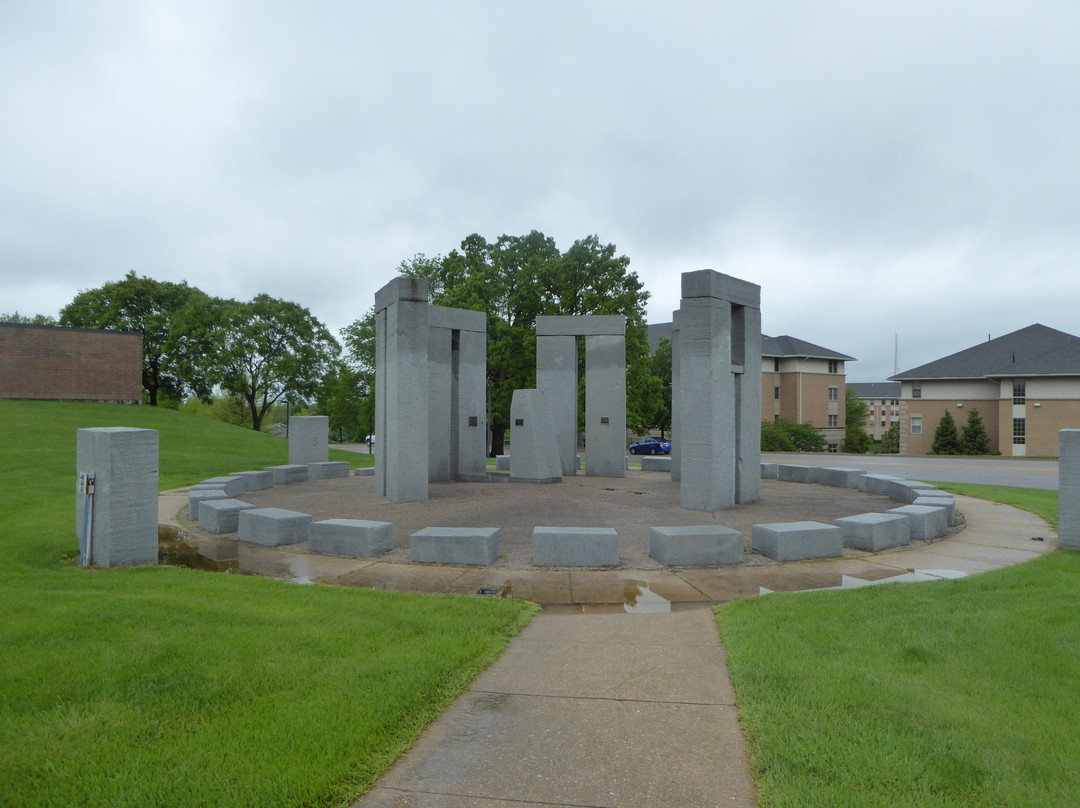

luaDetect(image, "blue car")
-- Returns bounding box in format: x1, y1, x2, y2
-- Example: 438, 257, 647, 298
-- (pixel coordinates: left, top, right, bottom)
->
629, 437, 672, 455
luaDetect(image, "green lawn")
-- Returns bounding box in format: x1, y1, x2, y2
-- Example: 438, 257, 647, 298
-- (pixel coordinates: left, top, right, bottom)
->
0, 401, 536, 807
717, 485, 1080, 807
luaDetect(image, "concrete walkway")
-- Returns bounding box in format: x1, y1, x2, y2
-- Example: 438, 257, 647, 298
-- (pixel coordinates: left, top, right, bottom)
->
347, 497, 1056, 808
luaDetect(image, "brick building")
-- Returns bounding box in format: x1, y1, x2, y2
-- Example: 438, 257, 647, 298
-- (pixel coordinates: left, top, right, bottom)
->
848, 381, 901, 440
0, 323, 143, 403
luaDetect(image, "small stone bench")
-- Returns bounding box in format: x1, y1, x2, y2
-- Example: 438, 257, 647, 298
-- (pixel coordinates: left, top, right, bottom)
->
354, 467, 375, 477
199, 475, 247, 497
884, 479, 942, 504
858, 474, 903, 495
410, 527, 500, 565
835, 513, 911, 551
913, 495, 956, 526
777, 464, 816, 484
640, 456, 672, 472
228, 470, 275, 492
889, 504, 949, 540
495, 455, 511, 470
239, 507, 312, 546
188, 487, 228, 521
650, 525, 743, 566
266, 464, 309, 485
310, 519, 393, 557
820, 467, 866, 488
199, 499, 255, 534
751, 521, 843, 561
533, 526, 619, 567
308, 461, 351, 480
760, 462, 779, 479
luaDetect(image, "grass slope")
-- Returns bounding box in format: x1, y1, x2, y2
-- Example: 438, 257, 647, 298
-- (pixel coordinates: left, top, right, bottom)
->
0, 401, 536, 807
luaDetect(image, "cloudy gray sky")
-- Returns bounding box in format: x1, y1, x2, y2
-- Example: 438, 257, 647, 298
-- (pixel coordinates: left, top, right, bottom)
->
3, 1, 1078, 381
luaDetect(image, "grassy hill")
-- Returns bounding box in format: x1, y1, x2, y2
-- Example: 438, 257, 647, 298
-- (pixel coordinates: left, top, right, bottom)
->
0, 400, 535, 807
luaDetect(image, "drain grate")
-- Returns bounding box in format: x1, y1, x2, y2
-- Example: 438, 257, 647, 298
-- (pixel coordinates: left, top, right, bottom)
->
476, 586, 502, 596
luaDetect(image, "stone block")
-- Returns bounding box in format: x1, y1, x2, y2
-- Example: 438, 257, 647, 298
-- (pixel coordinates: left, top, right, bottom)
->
889, 504, 949, 540
200, 475, 246, 497
751, 521, 843, 561
495, 455, 511, 470
532, 526, 619, 567
310, 519, 394, 557
858, 474, 903, 495
410, 527, 500, 565
777, 464, 815, 483
760, 462, 778, 479
650, 525, 743, 566
835, 513, 911, 551
681, 269, 761, 308
913, 496, 956, 526
239, 507, 312, 546
188, 487, 228, 521
820, 467, 866, 488
288, 415, 329, 465
883, 479, 941, 504
228, 470, 274, 492
354, 467, 375, 477
535, 314, 626, 337
584, 332, 627, 478
76, 427, 159, 568
308, 461, 351, 480
266, 464, 309, 485
509, 389, 562, 483
640, 456, 672, 472
536, 333, 578, 477
199, 499, 256, 535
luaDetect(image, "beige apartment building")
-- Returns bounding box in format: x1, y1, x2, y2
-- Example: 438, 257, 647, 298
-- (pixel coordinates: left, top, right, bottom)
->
848, 382, 901, 440
890, 324, 1080, 457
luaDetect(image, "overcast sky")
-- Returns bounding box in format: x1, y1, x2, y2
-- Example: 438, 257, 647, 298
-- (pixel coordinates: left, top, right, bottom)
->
3, 1, 1078, 382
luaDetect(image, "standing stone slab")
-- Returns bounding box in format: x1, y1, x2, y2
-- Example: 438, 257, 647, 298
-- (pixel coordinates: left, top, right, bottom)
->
1060, 429, 1080, 549
239, 507, 312, 547
199, 499, 256, 535
289, 415, 329, 466
532, 526, 619, 567
751, 521, 843, 561
428, 305, 488, 483
536, 332, 578, 476
509, 389, 562, 483
76, 427, 159, 567
650, 525, 743, 566
835, 513, 911, 551
584, 332, 627, 478
310, 519, 394, 557
410, 527, 500, 565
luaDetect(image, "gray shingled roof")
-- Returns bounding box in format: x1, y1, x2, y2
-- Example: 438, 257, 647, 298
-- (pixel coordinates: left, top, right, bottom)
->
761, 335, 854, 361
891, 324, 1080, 380
848, 382, 901, 399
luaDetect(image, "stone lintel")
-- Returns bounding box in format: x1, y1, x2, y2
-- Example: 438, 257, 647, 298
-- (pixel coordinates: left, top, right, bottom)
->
535, 314, 626, 337
429, 304, 486, 333
681, 270, 761, 309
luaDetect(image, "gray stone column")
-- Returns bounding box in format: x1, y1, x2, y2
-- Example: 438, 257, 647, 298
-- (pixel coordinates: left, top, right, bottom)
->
288, 415, 329, 465
508, 389, 562, 483
670, 312, 681, 483
536, 333, 578, 476
76, 427, 159, 567
374, 277, 429, 503
734, 304, 762, 504
1060, 429, 1080, 549
429, 305, 487, 482
585, 333, 627, 478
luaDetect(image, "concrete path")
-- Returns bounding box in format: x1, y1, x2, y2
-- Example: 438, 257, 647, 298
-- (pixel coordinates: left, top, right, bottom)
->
355, 606, 754, 808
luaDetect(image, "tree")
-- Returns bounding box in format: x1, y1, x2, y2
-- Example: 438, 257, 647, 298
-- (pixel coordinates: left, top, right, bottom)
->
959, 407, 991, 455
931, 410, 961, 455
843, 388, 871, 453
378, 231, 652, 455
173, 294, 340, 431
59, 271, 209, 405
761, 418, 828, 452
316, 361, 368, 442
646, 337, 672, 437
1, 311, 58, 325
879, 421, 900, 453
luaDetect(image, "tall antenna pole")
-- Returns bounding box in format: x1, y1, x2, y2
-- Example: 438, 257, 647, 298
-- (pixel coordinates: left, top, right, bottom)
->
894, 333, 899, 376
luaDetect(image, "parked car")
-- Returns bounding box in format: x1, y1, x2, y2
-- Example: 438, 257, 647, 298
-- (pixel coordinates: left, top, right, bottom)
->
629, 437, 672, 455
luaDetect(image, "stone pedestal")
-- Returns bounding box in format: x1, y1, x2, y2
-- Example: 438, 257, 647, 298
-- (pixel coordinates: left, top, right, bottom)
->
288, 415, 329, 466
76, 427, 159, 567
509, 389, 562, 483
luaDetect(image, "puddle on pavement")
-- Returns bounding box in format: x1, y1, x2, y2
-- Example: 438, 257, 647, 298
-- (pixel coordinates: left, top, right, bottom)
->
157, 525, 251, 576
623, 580, 671, 613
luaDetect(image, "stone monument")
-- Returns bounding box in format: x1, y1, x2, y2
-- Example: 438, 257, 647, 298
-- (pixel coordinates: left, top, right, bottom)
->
1060, 429, 1080, 549
288, 415, 329, 465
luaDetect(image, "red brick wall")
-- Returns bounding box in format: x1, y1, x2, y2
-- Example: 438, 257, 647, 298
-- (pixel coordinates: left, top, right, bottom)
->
0, 324, 143, 403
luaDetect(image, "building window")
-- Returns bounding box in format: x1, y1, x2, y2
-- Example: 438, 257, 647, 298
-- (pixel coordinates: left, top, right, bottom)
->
1013, 379, 1026, 405
828, 360, 839, 373
881, 420, 886, 427
911, 416, 922, 435
912, 385, 922, 399
828, 414, 838, 428
774, 385, 780, 400
828, 386, 838, 401
773, 358, 780, 372
1013, 417, 1026, 445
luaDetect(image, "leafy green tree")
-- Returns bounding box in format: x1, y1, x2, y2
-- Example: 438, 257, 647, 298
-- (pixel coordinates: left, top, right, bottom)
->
761, 418, 828, 452
173, 294, 339, 431
316, 361, 370, 442
959, 407, 991, 455
878, 421, 900, 453
1, 311, 58, 325
843, 388, 871, 453
931, 410, 961, 455
647, 337, 672, 437
59, 271, 209, 405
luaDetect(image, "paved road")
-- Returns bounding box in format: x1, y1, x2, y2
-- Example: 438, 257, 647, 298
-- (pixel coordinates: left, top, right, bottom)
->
764, 452, 1060, 490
